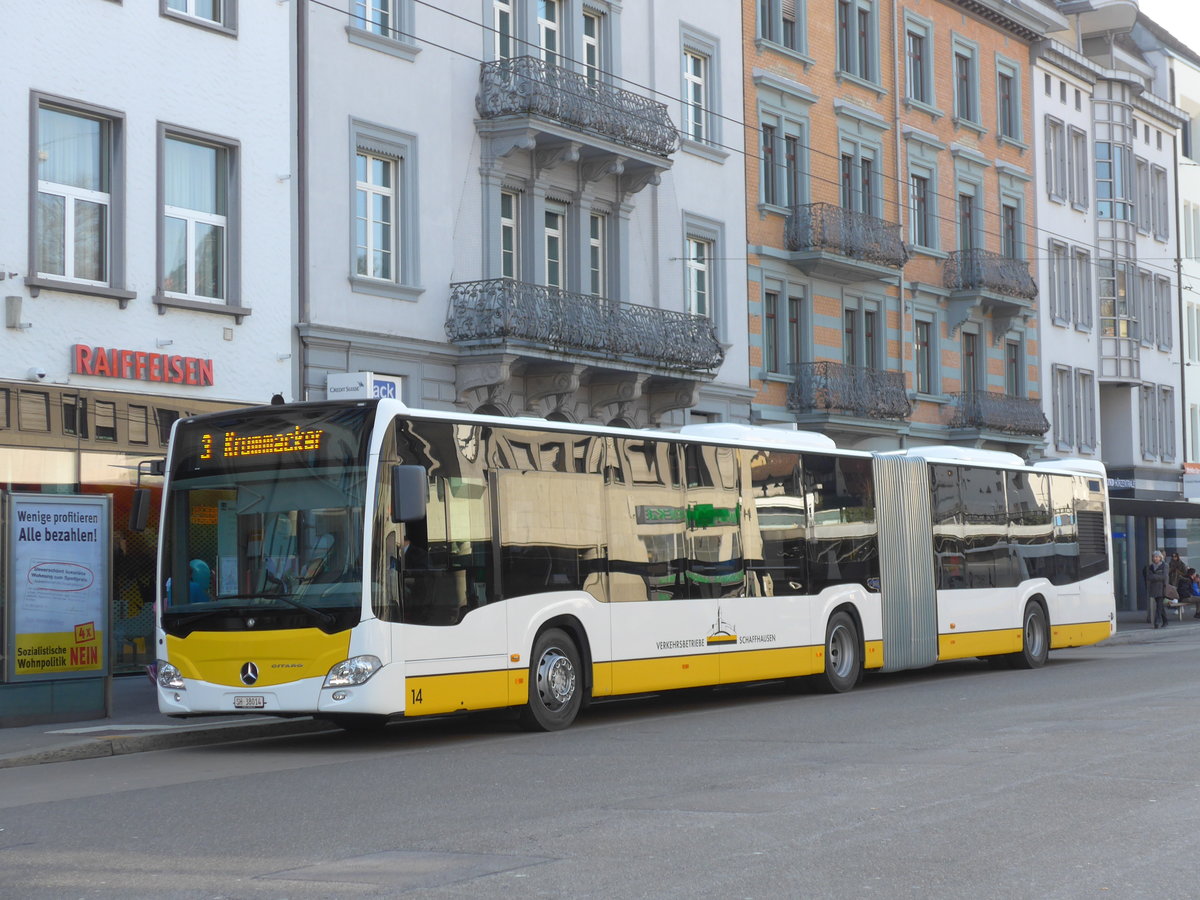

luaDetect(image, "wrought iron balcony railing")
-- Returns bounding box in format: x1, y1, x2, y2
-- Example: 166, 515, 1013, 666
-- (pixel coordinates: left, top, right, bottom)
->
447, 279, 724, 372
784, 203, 909, 269
477, 57, 679, 158
787, 362, 912, 420
943, 249, 1038, 301
948, 391, 1050, 436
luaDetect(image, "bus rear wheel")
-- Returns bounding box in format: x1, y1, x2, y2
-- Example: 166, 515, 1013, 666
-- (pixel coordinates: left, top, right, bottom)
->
518, 628, 582, 732
818, 611, 862, 693
1008, 601, 1049, 670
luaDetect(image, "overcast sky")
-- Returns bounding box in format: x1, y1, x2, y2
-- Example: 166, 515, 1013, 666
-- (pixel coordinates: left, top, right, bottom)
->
1136, 0, 1200, 58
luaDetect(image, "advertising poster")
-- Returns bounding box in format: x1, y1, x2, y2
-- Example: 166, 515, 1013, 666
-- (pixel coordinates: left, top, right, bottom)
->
5, 494, 111, 681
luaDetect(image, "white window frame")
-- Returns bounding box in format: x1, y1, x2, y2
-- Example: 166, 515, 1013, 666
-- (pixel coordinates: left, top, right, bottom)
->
1049, 240, 1070, 325
583, 10, 602, 82
355, 151, 396, 282
1135, 156, 1151, 234
538, 0, 561, 67
544, 201, 567, 290
1156, 275, 1172, 351
500, 189, 519, 280
347, 0, 418, 60
160, 130, 235, 306
1161, 386, 1177, 462
686, 236, 711, 318
1141, 384, 1158, 459
1152, 165, 1169, 241
494, 0, 514, 60
680, 28, 723, 158
161, 0, 236, 35
34, 104, 113, 288
683, 49, 709, 144
588, 211, 606, 297
349, 121, 420, 301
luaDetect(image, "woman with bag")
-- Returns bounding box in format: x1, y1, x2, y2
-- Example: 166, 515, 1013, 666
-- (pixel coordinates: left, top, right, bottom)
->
1146, 551, 1169, 628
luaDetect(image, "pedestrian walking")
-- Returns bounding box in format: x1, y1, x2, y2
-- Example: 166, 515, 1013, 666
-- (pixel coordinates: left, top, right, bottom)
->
1146, 551, 1169, 628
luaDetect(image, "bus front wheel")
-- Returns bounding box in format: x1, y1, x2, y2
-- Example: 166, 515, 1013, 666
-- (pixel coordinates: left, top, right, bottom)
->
1008, 601, 1049, 670
818, 611, 862, 693
518, 628, 582, 732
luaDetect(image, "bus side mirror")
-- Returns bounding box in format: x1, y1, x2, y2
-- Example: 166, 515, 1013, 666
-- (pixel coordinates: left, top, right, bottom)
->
129, 488, 151, 532
391, 465, 428, 523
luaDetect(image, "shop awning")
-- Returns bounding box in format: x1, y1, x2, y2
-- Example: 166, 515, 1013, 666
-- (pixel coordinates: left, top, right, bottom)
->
1109, 496, 1200, 520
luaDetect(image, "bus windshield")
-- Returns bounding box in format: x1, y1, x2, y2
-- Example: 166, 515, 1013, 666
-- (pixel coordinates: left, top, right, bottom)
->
161, 404, 374, 634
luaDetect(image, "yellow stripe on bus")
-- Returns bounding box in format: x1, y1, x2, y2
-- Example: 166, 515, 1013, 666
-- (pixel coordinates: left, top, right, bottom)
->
939, 628, 1023, 661
167, 629, 351, 687
1050, 621, 1114, 648
404, 669, 515, 717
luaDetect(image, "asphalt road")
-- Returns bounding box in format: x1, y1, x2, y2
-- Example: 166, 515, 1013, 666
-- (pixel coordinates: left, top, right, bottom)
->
2, 631, 1198, 899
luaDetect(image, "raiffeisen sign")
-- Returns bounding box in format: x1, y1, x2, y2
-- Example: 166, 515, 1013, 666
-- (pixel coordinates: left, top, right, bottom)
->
71, 344, 215, 386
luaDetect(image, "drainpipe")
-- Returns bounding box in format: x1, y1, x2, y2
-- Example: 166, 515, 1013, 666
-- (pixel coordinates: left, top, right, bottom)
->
295, 0, 309, 401
892, 0, 909, 449
1170, 66, 1187, 471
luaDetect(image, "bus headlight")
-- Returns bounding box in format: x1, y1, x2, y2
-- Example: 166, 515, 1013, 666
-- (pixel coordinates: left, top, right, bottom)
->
157, 661, 186, 691
324, 655, 382, 687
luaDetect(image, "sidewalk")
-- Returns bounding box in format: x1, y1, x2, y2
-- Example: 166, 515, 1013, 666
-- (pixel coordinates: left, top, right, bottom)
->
0, 609, 1194, 769
0, 673, 333, 770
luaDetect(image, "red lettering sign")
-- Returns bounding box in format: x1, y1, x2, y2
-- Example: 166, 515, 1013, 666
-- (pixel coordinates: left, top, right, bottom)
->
71, 345, 215, 387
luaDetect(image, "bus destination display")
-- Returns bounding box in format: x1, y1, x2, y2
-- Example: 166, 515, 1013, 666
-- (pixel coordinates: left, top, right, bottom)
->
200, 426, 325, 461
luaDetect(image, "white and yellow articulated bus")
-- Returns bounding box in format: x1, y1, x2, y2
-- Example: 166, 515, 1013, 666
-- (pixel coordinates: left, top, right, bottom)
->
151, 400, 1115, 731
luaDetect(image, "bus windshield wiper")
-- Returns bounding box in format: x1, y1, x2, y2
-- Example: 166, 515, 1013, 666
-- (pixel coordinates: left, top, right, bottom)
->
164, 605, 252, 630
213, 591, 337, 629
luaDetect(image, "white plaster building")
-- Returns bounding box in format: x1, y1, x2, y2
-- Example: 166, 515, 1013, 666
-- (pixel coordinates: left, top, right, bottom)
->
296, 0, 751, 426
1032, 0, 1188, 609
0, 1, 294, 692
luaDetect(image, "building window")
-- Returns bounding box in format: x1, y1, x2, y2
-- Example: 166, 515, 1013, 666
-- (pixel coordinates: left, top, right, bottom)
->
837, 0, 876, 82
62, 395, 89, 439
784, 134, 801, 207
95, 400, 117, 442
1077, 370, 1096, 452
1096, 141, 1133, 221
953, 45, 977, 124
1069, 127, 1089, 208
588, 212, 606, 297
915, 319, 933, 395
762, 124, 778, 206
162, 133, 232, 303
1135, 157, 1151, 233
686, 237, 711, 317
583, 11, 602, 82
1161, 386, 1176, 461
538, 0, 560, 67
760, 0, 803, 52
1045, 117, 1066, 202
843, 304, 880, 369
764, 290, 779, 373
1049, 240, 1070, 324
500, 190, 518, 279
1156, 276, 1172, 350
683, 49, 709, 144
163, 0, 235, 31
957, 191, 977, 252
910, 173, 931, 248
353, 0, 393, 37
129, 404, 149, 444
1053, 365, 1074, 451
840, 143, 877, 215
1072, 247, 1093, 330
1001, 202, 1020, 259
1005, 339, 1021, 396
494, 0, 514, 59
961, 330, 978, 394
1152, 165, 1169, 240
35, 103, 115, 287
997, 67, 1018, 140
1137, 269, 1153, 346
544, 203, 566, 289
351, 123, 418, 299
355, 151, 395, 281
906, 24, 930, 105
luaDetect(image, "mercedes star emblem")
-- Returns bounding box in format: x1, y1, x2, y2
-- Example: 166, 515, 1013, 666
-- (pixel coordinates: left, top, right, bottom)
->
240, 662, 259, 686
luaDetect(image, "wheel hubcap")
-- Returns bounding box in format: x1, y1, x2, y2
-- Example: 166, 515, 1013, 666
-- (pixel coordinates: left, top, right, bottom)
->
828, 624, 854, 678
1025, 613, 1045, 657
536, 648, 575, 709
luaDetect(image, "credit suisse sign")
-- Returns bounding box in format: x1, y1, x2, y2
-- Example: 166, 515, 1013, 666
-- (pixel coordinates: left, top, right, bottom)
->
72, 344, 214, 386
